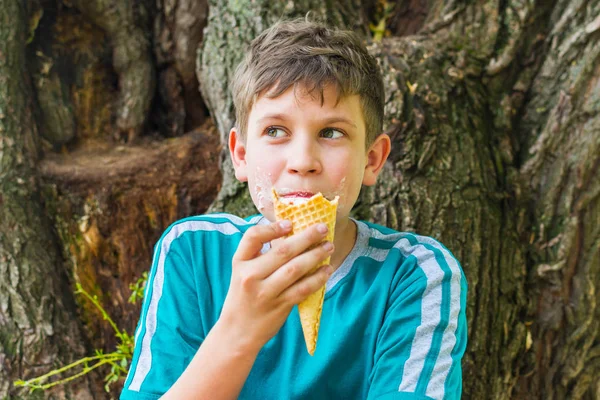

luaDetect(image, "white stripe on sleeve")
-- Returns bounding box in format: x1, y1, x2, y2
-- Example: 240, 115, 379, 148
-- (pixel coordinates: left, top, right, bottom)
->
368, 229, 462, 400
128, 220, 244, 391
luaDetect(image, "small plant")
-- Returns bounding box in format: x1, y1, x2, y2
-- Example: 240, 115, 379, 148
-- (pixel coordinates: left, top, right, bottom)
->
369, 0, 394, 42
128, 272, 148, 304
15, 275, 147, 393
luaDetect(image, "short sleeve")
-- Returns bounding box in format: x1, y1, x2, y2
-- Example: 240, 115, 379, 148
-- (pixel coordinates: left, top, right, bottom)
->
121, 230, 203, 399
367, 235, 468, 400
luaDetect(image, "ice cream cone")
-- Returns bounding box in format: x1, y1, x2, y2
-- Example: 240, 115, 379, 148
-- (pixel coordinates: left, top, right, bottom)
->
272, 189, 338, 355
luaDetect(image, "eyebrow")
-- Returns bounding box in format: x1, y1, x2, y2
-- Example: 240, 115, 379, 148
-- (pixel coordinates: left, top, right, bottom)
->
256, 113, 358, 129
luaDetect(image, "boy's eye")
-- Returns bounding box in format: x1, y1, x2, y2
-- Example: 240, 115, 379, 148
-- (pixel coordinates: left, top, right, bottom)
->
266, 127, 287, 138
320, 128, 344, 139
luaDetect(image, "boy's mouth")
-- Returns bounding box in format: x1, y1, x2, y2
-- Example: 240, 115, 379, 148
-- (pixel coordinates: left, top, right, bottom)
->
279, 190, 315, 198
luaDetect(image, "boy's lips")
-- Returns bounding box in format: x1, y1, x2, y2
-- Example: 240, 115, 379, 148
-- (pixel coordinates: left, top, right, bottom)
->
279, 190, 315, 198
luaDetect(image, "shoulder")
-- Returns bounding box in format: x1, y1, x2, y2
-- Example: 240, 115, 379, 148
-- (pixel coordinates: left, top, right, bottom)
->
162, 213, 265, 238
354, 222, 468, 400
354, 220, 466, 288
357, 220, 459, 263
155, 213, 267, 252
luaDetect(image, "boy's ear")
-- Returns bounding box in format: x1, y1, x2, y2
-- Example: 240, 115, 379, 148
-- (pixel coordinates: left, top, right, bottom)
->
228, 127, 248, 182
363, 133, 391, 186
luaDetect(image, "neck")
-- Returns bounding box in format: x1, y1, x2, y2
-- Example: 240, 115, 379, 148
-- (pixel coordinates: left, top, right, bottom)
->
330, 217, 357, 271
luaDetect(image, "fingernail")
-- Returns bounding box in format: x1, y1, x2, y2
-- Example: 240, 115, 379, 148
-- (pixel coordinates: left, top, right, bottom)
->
326, 265, 335, 275
279, 220, 292, 230
322, 241, 334, 252
317, 223, 328, 234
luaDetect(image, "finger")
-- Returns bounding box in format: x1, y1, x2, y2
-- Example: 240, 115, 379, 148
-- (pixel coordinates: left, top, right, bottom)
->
261, 223, 330, 273
270, 236, 285, 248
279, 264, 333, 305
265, 240, 334, 296
234, 221, 292, 262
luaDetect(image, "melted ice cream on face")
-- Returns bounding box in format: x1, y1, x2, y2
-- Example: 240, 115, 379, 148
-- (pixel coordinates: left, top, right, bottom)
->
254, 168, 274, 211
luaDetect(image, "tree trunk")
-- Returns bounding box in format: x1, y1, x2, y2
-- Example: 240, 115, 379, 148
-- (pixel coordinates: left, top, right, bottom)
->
0, 1, 96, 398
0, 0, 216, 396
201, 1, 600, 399
154, 0, 209, 136
1, 0, 598, 399
38, 127, 221, 374
28, 0, 210, 148
514, 1, 600, 397
65, 0, 155, 141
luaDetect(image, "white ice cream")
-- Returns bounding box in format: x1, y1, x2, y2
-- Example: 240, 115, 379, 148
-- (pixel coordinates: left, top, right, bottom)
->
254, 167, 274, 210
281, 196, 311, 205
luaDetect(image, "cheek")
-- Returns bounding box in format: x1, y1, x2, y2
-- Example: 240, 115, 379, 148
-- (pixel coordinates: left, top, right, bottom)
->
248, 151, 282, 174
330, 154, 365, 214
247, 160, 283, 212
331, 151, 364, 186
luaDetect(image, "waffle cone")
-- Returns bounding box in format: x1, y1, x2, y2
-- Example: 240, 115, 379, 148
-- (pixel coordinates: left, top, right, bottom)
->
272, 189, 338, 355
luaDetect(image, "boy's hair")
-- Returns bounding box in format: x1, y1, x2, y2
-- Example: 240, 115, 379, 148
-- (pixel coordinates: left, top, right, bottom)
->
231, 18, 384, 147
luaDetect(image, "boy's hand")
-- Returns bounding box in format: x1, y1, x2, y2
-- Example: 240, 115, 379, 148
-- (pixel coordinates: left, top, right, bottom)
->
218, 220, 334, 353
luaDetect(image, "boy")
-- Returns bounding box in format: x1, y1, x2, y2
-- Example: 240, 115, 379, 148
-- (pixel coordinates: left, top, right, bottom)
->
121, 18, 467, 400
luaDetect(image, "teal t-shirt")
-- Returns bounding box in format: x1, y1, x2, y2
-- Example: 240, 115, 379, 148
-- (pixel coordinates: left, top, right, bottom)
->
121, 213, 467, 400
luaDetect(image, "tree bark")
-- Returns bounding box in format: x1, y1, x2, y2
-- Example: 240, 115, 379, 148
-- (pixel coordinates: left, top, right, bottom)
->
515, 1, 600, 397
0, 125, 220, 398
200, 0, 600, 399
0, 0, 598, 398
66, 0, 155, 142
0, 1, 96, 398
38, 127, 221, 375
363, 36, 528, 399
154, 0, 209, 135
27, 0, 210, 147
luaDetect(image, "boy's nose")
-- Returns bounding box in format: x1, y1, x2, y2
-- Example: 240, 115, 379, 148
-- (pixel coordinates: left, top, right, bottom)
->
287, 144, 322, 175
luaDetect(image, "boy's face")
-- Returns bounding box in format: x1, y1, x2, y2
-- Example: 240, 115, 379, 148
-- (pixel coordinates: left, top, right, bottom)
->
229, 83, 390, 223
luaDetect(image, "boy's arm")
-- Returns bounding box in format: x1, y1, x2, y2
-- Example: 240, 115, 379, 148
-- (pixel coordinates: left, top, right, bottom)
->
122, 220, 334, 400
161, 220, 333, 399
367, 236, 468, 400
158, 317, 260, 400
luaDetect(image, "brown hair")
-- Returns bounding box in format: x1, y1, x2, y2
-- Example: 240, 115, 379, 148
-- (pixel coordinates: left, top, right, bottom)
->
231, 17, 384, 147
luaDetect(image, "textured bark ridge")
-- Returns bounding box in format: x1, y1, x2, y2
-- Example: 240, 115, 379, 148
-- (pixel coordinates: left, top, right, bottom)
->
66, 0, 155, 141
153, 0, 209, 136
0, 1, 95, 397
27, 0, 210, 147
515, 1, 600, 397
